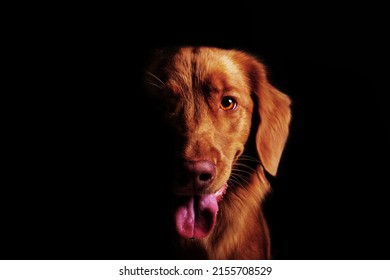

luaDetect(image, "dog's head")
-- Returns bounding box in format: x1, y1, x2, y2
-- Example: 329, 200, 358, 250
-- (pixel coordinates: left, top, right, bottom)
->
144, 46, 291, 240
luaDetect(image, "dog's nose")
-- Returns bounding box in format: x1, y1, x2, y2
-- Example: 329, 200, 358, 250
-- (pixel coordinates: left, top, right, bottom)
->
183, 160, 216, 190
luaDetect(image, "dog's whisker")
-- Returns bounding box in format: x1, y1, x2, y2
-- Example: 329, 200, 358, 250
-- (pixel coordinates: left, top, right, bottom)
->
232, 164, 259, 177
229, 172, 251, 188
238, 154, 260, 160
228, 177, 246, 188
231, 168, 256, 178
233, 171, 252, 179
233, 163, 258, 172
146, 71, 166, 87
146, 81, 163, 89
237, 155, 261, 164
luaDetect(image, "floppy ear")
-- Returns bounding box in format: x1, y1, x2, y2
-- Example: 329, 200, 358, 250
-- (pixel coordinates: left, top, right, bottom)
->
247, 57, 292, 176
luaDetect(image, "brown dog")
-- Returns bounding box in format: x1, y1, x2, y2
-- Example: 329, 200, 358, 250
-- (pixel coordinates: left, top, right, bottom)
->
144, 46, 291, 259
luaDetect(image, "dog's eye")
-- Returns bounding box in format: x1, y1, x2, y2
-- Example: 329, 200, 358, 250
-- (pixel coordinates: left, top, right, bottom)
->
220, 96, 237, 111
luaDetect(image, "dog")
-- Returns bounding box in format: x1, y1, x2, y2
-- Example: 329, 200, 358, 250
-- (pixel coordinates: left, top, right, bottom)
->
143, 46, 291, 259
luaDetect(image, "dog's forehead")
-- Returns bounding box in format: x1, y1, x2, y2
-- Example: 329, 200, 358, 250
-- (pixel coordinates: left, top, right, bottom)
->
164, 47, 250, 95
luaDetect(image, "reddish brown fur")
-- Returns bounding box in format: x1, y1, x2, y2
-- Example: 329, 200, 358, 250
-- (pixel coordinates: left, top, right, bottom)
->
145, 46, 291, 259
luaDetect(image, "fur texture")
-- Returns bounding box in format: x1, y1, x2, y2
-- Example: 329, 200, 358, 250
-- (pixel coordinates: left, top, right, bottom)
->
144, 46, 291, 259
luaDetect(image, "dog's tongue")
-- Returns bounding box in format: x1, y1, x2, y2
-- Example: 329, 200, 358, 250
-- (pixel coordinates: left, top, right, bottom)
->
175, 194, 218, 239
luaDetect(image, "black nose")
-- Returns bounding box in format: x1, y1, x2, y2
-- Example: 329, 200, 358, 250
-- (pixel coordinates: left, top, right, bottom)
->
181, 160, 216, 190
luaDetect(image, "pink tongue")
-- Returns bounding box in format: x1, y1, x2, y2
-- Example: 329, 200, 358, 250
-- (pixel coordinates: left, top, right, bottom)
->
175, 194, 218, 239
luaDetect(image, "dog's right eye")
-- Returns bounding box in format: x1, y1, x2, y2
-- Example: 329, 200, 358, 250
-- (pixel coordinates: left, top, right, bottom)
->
220, 96, 237, 111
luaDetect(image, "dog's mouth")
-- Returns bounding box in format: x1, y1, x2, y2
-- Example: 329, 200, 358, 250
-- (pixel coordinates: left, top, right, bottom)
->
175, 183, 228, 239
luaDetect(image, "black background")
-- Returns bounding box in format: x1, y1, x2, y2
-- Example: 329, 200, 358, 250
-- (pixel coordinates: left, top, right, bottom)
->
3, 3, 389, 260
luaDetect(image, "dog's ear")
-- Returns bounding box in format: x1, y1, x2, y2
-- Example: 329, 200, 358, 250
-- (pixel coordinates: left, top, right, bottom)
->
242, 54, 292, 176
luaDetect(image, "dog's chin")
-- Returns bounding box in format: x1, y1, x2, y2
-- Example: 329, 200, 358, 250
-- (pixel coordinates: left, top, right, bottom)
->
174, 183, 228, 239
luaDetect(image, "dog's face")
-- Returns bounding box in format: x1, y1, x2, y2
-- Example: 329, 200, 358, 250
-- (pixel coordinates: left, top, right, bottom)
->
144, 46, 291, 242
